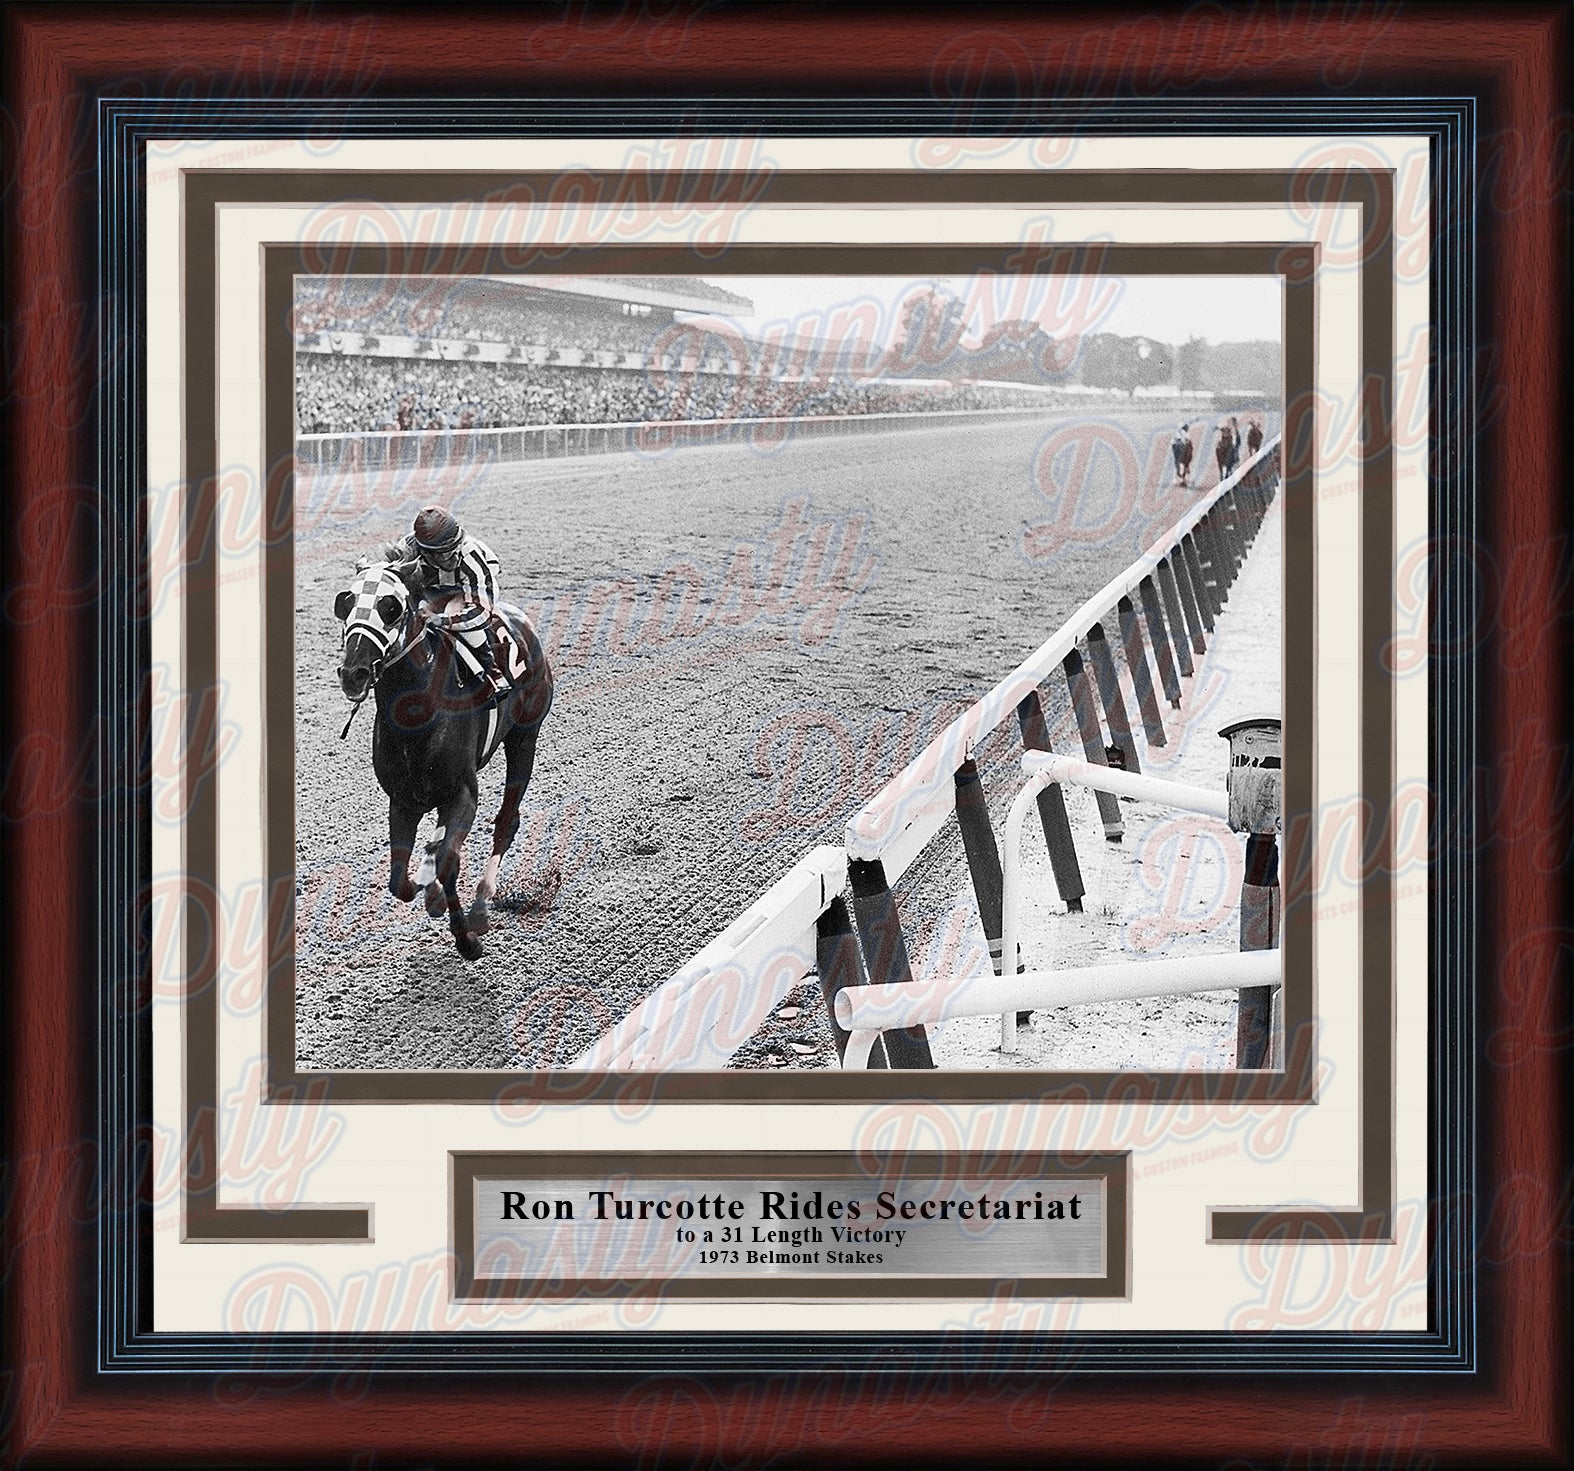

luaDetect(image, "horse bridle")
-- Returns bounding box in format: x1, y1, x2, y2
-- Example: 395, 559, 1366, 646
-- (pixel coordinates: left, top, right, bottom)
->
337, 599, 426, 736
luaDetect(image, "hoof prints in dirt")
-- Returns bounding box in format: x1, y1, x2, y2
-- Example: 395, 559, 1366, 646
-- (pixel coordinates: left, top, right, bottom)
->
727, 983, 836, 1070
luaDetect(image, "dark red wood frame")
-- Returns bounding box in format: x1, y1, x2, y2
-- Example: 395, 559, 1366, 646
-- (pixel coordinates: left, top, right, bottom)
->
3, 5, 1568, 1465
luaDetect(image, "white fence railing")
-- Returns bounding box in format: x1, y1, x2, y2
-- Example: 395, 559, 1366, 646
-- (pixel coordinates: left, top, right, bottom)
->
295, 399, 1223, 472
298, 407, 1058, 471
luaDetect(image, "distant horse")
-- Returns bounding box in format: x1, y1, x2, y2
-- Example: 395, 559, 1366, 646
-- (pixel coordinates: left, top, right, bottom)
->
335, 562, 554, 960
1170, 424, 1195, 486
1214, 421, 1236, 481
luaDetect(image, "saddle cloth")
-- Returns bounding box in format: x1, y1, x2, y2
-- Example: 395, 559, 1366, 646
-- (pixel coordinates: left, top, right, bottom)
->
446, 609, 532, 689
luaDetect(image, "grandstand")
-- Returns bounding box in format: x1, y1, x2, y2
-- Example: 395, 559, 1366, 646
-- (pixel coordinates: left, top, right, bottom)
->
294, 275, 1081, 436
296, 273, 753, 350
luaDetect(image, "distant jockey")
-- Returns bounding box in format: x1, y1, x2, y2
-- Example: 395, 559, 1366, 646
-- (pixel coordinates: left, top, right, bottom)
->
381, 506, 509, 703
1170, 422, 1195, 486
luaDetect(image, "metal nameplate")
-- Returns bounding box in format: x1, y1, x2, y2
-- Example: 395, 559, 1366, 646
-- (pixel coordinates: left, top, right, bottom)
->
452, 1151, 1129, 1300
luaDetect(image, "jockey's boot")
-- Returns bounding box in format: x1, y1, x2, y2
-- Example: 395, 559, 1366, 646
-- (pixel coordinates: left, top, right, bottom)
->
473, 635, 510, 706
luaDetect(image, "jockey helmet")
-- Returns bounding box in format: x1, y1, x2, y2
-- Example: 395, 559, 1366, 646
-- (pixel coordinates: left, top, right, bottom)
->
413, 506, 463, 555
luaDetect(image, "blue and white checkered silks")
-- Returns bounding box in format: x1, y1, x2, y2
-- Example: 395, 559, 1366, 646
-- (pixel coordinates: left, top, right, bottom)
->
338, 563, 410, 655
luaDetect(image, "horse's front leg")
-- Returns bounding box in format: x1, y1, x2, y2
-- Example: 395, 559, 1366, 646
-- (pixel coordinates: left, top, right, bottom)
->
435, 780, 481, 961
387, 799, 422, 903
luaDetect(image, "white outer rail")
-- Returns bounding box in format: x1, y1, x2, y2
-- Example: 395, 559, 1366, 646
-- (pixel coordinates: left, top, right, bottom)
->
1017, 751, 1228, 823
835, 949, 1278, 1033
1000, 762, 1237, 1046
835, 752, 1270, 1060
572, 845, 845, 1071
843, 436, 1279, 881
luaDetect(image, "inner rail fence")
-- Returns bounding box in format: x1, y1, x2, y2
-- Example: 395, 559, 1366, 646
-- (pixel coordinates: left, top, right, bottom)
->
565, 435, 1281, 1072
297, 401, 1213, 472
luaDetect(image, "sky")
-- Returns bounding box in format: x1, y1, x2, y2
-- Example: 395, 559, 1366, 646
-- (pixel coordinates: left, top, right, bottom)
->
679, 274, 1281, 348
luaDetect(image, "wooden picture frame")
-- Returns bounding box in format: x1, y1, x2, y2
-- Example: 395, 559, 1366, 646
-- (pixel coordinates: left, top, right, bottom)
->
4, 5, 1566, 1464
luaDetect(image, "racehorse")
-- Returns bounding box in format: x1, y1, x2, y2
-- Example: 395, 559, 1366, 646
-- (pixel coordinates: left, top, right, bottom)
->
334, 561, 554, 961
1214, 421, 1236, 481
1170, 424, 1195, 486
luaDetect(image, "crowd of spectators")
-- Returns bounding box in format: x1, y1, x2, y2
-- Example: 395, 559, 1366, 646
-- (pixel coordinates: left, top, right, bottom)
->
296, 279, 664, 356
295, 353, 1054, 435
293, 278, 1071, 434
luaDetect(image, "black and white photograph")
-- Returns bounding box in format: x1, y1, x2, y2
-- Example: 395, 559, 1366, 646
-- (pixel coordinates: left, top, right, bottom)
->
292, 269, 1284, 1075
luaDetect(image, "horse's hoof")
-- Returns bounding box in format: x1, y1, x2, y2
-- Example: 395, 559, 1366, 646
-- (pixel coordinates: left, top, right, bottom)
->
466, 901, 491, 936
391, 878, 416, 903
425, 882, 446, 918
456, 932, 483, 962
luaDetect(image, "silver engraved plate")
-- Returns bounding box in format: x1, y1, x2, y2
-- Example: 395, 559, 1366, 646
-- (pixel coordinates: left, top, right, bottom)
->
471, 1175, 1106, 1286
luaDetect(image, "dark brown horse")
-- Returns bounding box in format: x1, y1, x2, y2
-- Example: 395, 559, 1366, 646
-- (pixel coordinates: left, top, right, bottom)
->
335, 562, 554, 960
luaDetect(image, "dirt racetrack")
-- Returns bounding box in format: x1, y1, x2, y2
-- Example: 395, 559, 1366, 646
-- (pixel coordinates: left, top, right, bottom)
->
293, 408, 1256, 1070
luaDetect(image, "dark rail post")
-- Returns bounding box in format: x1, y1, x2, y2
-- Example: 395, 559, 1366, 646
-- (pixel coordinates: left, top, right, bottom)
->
1225, 493, 1250, 578
1249, 468, 1268, 527
1013, 695, 1087, 912
1181, 532, 1216, 630
1239, 483, 1260, 543
1085, 621, 1141, 775
1177, 538, 1208, 651
955, 759, 1008, 978
1155, 558, 1195, 678
1117, 595, 1167, 746
956, 757, 1038, 1027
1219, 483, 1239, 544
1199, 512, 1230, 606
1237, 833, 1280, 1069
1218, 495, 1246, 583
1138, 574, 1182, 708
1062, 650, 1124, 841
816, 896, 888, 1068
847, 859, 934, 1068
1236, 478, 1261, 545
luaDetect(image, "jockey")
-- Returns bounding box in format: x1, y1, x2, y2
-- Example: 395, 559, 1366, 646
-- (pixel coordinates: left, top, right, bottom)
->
1170, 421, 1192, 484
383, 506, 509, 702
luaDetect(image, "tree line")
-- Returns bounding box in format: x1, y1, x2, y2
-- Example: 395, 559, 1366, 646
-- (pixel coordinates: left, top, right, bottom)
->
895, 288, 1280, 396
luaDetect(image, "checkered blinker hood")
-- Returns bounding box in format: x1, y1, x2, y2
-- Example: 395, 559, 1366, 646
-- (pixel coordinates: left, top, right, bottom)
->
337, 564, 410, 655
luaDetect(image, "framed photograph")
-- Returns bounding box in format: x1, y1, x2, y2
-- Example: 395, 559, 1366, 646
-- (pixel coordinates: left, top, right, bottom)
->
282, 257, 1291, 1090
6, 5, 1566, 1465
